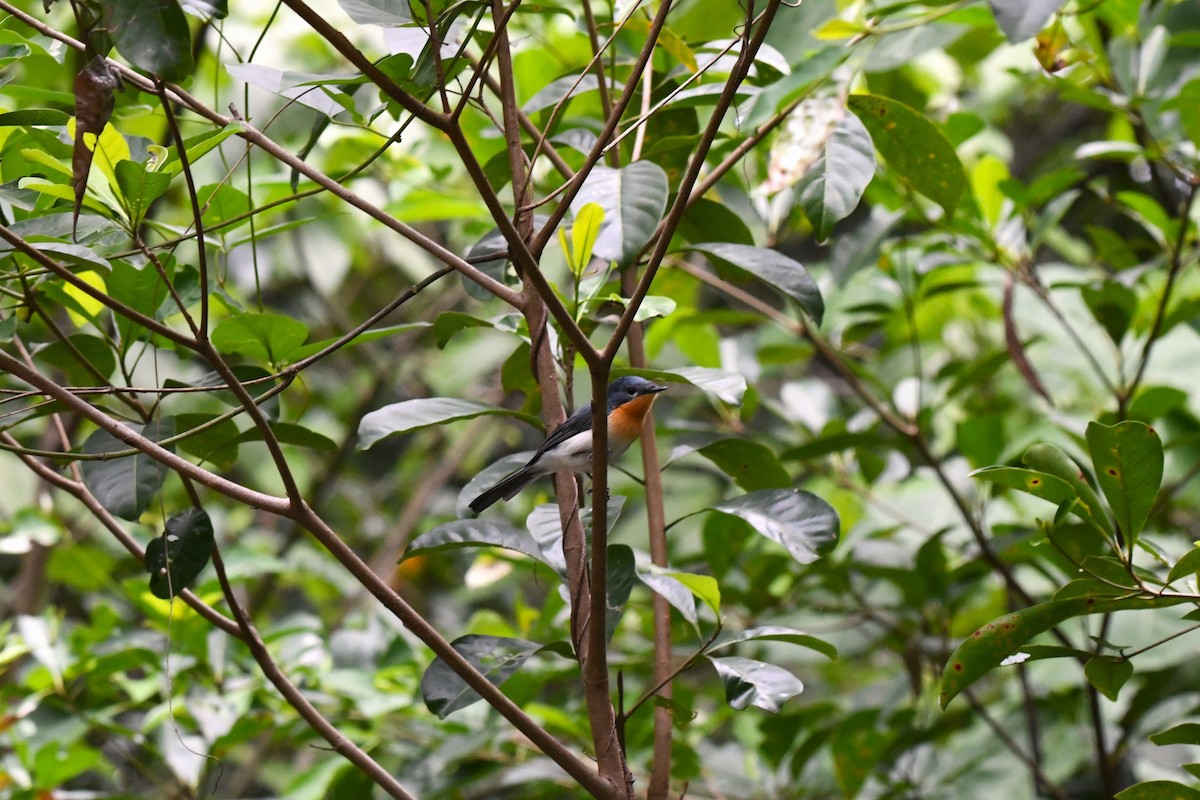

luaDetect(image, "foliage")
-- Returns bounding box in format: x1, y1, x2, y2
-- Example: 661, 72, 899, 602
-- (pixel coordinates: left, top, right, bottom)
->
0, 0, 1199, 799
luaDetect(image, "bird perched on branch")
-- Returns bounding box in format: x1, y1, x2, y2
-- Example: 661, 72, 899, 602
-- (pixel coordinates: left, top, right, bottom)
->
468, 376, 667, 514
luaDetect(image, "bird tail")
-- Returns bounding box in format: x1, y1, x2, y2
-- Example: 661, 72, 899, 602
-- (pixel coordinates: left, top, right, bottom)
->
468, 466, 538, 514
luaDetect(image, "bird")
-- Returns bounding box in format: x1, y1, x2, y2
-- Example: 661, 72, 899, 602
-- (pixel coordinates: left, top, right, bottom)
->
468, 376, 667, 514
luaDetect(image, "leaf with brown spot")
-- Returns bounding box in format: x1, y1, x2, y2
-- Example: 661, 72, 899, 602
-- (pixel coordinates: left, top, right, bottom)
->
1086, 420, 1163, 546
72, 56, 121, 239
940, 593, 1189, 707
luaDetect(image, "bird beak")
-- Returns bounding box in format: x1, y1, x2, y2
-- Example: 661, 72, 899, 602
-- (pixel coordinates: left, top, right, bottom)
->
647, 384, 668, 394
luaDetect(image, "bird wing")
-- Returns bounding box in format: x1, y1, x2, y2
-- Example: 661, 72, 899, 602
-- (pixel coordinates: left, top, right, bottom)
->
534, 401, 594, 457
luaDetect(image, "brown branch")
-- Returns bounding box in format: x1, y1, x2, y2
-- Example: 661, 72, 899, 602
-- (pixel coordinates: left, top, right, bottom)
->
278, 0, 446, 129
528, 0, 676, 262
602, 0, 782, 366
1121, 183, 1198, 415
2, 431, 243, 638
621, 272, 673, 799
210, 548, 420, 800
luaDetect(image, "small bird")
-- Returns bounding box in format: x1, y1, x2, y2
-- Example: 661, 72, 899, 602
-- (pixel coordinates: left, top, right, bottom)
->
468, 376, 667, 514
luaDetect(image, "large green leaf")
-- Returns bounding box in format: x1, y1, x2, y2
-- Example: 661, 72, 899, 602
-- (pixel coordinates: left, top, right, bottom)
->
105, 0, 195, 80
339, 0, 414, 26
847, 94, 966, 218
988, 0, 1067, 42
419, 635, 542, 719
1085, 421, 1163, 544
358, 398, 537, 450
971, 465, 1077, 507
698, 439, 791, 491
1084, 656, 1133, 701
712, 489, 840, 565
572, 161, 668, 266
940, 593, 1191, 707
606, 544, 636, 641
1022, 444, 1114, 539
710, 625, 838, 661
628, 366, 747, 405
684, 243, 824, 326
80, 421, 173, 520
113, 160, 171, 229
1115, 782, 1200, 800
636, 565, 699, 625
211, 312, 309, 365
707, 655, 803, 712
405, 518, 549, 565
32, 334, 117, 387
145, 508, 214, 599
795, 111, 875, 241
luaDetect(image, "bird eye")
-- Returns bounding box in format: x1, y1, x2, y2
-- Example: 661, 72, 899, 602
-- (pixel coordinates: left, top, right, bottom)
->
627, 386, 636, 396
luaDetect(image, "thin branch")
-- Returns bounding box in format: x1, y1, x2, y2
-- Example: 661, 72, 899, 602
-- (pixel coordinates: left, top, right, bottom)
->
1122, 183, 1198, 413
278, 0, 446, 129
602, 1, 781, 365
2, 431, 242, 638
156, 78, 211, 338
210, 548, 420, 800
528, 0, 676, 261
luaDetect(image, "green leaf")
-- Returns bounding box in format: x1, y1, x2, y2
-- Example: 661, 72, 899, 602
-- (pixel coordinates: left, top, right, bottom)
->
795, 111, 875, 241
710, 625, 838, 661
1150, 723, 1200, 747
237, 422, 337, 452
173, 412, 240, 471
631, 295, 676, 322
698, 439, 791, 491
970, 466, 1076, 506
80, 421, 173, 520
358, 398, 538, 450
676, 196, 755, 246
988, 0, 1067, 42
847, 94, 966, 218
635, 566, 698, 625
105, 0, 195, 80
940, 594, 1190, 707
159, 126, 246, 176
197, 183, 252, 229
684, 243, 824, 326
419, 634, 542, 718
572, 161, 668, 266
145, 508, 214, 599
1168, 547, 1200, 586
291, 322, 431, 360
606, 544, 636, 641
1084, 656, 1133, 701
712, 489, 840, 565
1115, 782, 1200, 800
113, 160, 172, 228
32, 334, 117, 386
211, 312, 309, 364
432, 312, 492, 348
523, 74, 613, 115
339, 0, 414, 25
107, 259, 173, 347
569, 202, 604, 274
1081, 281, 1137, 344
0, 108, 70, 126
707, 656, 803, 712
405, 518, 550, 566
832, 710, 888, 797
1085, 421, 1163, 544
1022, 444, 1114, 539
649, 565, 720, 618
628, 366, 746, 406
1129, 387, 1189, 423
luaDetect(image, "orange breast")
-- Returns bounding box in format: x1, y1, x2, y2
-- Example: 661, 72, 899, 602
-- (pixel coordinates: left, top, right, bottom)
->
609, 393, 658, 443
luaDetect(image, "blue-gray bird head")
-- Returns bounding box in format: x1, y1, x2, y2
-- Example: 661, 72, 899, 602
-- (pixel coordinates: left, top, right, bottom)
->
606, 376, 667, 411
